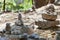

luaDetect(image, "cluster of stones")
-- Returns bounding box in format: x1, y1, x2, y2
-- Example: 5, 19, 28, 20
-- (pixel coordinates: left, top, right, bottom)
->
34, 4, 60, 40
0, 4, 60, 40
35, 4, 59, 29
0, 13, 44, 40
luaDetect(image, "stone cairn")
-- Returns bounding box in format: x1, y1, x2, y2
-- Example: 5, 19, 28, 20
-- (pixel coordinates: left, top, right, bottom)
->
35, 4, 59, 29
3, 13, 41, 40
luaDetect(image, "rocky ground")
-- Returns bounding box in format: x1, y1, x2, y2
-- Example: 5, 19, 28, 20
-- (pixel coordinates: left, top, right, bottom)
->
0, 11, 59, 40
0, 4, 60, 40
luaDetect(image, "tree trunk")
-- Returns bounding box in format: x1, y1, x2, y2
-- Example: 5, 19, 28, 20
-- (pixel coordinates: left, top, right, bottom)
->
34, 0, 55, 8
50, 0, 55, 3
34, 0, 48, 8
3, 0, 5, 12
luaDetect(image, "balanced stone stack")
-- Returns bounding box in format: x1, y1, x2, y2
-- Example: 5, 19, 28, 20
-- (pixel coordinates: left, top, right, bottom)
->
11, 13, 34, 35
35, 4, 59, 29
4, 13, 35, 40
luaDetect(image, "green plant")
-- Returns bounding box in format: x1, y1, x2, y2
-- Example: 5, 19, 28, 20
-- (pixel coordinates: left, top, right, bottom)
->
23, 0, 32, 10
0, 0, 33, 11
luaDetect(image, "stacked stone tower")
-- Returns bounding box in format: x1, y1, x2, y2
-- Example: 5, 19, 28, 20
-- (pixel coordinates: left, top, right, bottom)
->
4, 13, 35, 40
35, 4, 59, 29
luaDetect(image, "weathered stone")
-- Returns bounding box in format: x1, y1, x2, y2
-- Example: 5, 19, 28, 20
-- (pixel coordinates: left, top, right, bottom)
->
46, 4, 55, 12
18, 13, 22, 20
5, 23, 11, 34
28, 33, 40, 40
11, 25, 34, 35
15, 20, 23, 26
35, 20, 59, 28
11, 25, 22, 35
45, 4, 57, 15
6, 23, 11, 30
15, 13, 24, 26
23, 25, 34, 35
42, 14, 57, 21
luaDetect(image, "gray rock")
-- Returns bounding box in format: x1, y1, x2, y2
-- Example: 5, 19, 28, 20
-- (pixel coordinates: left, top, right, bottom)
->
6, 23, 11, 31
15, 20, 23, 26
29, 33, 39, 39
11, 25, 22, 35
5, 23, 11, 34
0, 37, 9, 40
